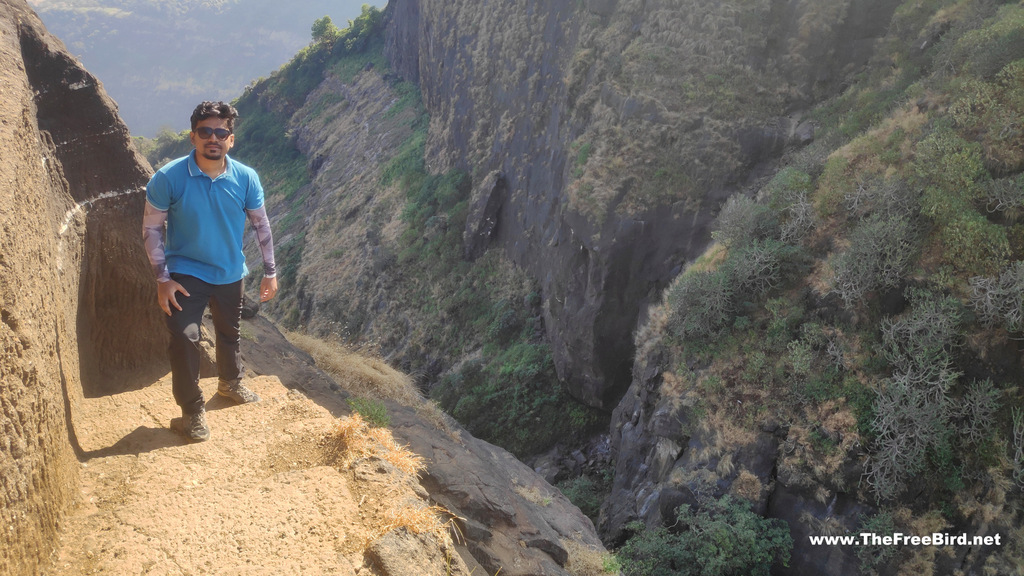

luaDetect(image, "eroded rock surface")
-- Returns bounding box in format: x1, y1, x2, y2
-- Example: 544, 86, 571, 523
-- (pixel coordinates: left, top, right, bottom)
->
1, 1, 158, 571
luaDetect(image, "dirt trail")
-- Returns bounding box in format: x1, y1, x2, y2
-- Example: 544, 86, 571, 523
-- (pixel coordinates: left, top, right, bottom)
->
44, 374, 381, 575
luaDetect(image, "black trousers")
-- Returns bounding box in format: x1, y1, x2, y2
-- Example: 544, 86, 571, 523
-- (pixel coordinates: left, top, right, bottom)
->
165, 273, 244, 415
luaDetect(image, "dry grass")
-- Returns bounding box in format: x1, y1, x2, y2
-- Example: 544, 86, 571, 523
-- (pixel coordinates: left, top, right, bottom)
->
512, 481, 552, 507
334, 413, 425, 476
730, 469, 763, 503
331, 414, 464, 554
371, 503, 464, 549
285, 330, 458, 436
561, 538, 619, 576
287, 330, 416, 401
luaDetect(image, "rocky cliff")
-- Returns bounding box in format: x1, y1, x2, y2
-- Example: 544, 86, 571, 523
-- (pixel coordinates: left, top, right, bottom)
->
384, 0, 902, 410
377, 1, 1024, 574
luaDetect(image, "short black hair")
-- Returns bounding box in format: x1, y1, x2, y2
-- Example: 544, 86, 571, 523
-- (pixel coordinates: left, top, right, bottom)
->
190, 101, 239, 131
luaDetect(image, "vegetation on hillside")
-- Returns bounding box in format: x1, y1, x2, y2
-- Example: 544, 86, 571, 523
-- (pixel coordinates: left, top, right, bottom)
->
629, 0, 1024, 572
617, 496, 792, 576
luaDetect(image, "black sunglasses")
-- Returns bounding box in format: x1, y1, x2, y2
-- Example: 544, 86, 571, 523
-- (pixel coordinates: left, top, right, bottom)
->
194, 126, 232, 140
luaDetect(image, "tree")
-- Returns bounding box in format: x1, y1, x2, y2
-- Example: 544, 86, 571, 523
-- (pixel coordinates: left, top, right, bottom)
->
311, 15, 340, 45
618, 495, 792, 576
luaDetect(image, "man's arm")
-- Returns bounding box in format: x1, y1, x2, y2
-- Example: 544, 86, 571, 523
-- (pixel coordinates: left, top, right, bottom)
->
247, 205, 278, 302
142, 201, 189, 315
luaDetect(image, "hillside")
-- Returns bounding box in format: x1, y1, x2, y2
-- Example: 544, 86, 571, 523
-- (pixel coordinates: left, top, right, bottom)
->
190, 0, 1024, 574
27, 0, 384, 136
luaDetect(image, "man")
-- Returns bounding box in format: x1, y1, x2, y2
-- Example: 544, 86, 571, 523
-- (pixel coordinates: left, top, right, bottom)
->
142, 101, 278, 442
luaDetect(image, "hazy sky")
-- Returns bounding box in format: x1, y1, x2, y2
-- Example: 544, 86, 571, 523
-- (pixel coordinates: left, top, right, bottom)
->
28, 0, 387, 137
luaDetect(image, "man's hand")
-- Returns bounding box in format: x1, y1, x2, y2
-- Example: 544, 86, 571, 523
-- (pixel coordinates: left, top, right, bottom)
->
157, 280, 190, 316
260, 276, 279, 302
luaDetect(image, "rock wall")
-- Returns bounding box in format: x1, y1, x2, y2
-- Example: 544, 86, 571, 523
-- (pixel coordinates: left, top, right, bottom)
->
17, 0, 165, 396
1, 1, 163, 572
1, 3, 81, 572
384, 0, 901, 410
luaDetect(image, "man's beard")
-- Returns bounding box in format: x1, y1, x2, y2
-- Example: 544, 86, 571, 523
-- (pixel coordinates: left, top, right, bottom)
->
200, 146, 223, 161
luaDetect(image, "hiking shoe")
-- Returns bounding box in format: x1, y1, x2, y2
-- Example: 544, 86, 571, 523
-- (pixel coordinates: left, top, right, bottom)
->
217, 379, 261, 404
172, 407, 210, 442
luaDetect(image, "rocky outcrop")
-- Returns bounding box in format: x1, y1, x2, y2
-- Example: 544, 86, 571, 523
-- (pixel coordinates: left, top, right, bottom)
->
238, 316, 608, 576
384, 0, 902, 410
1, 0, 162, 572
463, 170, 505, 261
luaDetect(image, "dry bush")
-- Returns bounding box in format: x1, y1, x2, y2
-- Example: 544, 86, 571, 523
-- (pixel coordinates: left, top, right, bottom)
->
830, 213, 918, 308
332, 414, 465, 551
286, 330, 415, 401
865, 377, 946, 501
952, 379, 1000, 445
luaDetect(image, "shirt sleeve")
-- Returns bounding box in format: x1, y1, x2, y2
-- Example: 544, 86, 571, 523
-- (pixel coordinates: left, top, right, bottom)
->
246, 205, 276, 278
145, 171, 171, 211
142, 200, 171, 282
245, 171, 265, 211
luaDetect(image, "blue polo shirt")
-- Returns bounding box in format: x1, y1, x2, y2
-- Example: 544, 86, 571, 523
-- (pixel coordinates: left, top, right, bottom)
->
146, 151, 265, 285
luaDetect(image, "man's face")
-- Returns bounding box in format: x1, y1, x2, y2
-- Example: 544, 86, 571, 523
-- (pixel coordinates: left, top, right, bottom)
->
190, 117, 235, 162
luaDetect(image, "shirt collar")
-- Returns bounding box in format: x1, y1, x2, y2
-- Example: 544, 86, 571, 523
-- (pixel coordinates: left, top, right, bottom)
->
187, 150, 232, 179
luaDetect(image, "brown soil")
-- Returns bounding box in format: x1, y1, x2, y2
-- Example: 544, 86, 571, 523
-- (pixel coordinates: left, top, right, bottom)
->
42, 374, 433, 575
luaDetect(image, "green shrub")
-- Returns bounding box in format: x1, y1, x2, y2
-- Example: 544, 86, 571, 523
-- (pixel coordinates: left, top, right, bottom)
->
914, 129, 986, 221
617, 495, 792, 576
135, 129, 191, 168
311, 15, 341, 45
814, 155, 854, 217
433, 346, 579, 456
556, 474, 609, 522
712, 195, 779, 248
665, 269, 734, 341
347, 397, 390, 428
765, 168, 814, 209
945, 3, 1024, 78
830, 213, 918, 307
940, 211, 1010, 276
968, 260, 1024, 331
231, 94, 309, 200
856, 511, 897, 570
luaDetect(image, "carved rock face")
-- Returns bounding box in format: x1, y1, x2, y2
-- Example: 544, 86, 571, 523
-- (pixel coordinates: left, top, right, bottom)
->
1, 1, 164, 571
